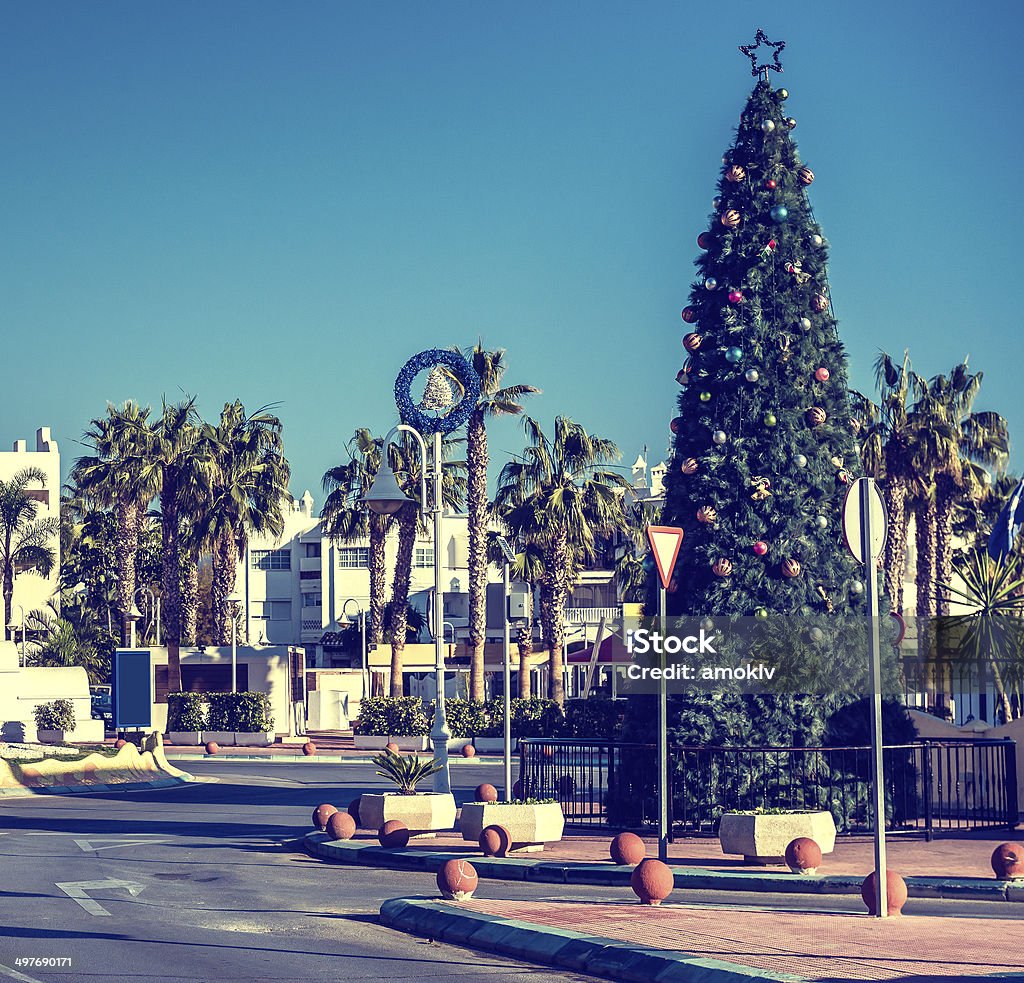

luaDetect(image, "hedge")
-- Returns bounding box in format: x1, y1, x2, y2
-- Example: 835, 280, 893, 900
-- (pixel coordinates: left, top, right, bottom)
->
354, 696, 431, 737
166, 692, 274, 733
33, 699, 76, 732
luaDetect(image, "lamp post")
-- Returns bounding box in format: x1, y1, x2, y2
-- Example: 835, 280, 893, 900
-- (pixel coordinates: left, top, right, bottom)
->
342, 598, 366, 698
126, 603, 143, 649
496, 536, 516, 800
227, 593, 242, 692
7, 604, 26, 666
361, 347, 481, 796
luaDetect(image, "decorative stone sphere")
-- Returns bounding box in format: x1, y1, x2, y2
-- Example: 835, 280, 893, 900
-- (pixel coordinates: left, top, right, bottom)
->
475, 783, 498, 803
379, 820, 411, 848
991, 842, 1024, 879
630, 858, 674, 905
313, 803, 338, 830
204, 741, 219, 755
480, 824, 512, 858
437, 859, 479, 901
462, 744, 476, 758
385, 742, 400, 754
114, 738, 127, 749
785, 837, 823, 875
347, 796, 362, 826
512, 779, 525, 799
326, 811, 357, 841
302, 742, 317, 756
610, 832, 646, 866
860, 869, 908, 916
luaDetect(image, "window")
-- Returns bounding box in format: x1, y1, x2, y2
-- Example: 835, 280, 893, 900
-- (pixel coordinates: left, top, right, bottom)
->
253, 600, 291, 621
304, 543, 321, 558
414, 547, 434, 569
338, 547, 369, 569
252, 549, 291, 571
302, 592, 322, 608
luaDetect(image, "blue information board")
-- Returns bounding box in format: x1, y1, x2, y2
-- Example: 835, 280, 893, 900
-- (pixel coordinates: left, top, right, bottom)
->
114, 649, 152, 729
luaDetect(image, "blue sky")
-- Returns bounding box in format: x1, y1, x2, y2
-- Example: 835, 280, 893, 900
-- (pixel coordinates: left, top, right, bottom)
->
2, 1, 1021, 503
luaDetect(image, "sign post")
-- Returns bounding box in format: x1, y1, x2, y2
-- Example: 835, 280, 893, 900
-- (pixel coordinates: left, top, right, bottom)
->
646, 525, 684, 863
842, 477, 889, 918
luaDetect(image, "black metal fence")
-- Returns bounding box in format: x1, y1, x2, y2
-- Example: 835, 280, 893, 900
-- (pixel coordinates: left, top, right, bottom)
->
518, 737, 1018, 838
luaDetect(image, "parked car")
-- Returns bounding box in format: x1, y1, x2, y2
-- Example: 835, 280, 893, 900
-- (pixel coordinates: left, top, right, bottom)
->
90, 685, 112, 725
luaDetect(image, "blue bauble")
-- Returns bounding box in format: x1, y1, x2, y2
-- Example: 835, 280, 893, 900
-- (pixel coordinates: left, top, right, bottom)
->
770, 205, 789, 223
725, 346, 744, 364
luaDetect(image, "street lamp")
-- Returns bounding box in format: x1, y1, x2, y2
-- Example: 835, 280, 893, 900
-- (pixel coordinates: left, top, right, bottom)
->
496, 536, 517, 800
227, 593, 243, 693
341, 598, 366, 699
126, 603, 144, 649
136, 586, 160, 647
7, 604, 26, 666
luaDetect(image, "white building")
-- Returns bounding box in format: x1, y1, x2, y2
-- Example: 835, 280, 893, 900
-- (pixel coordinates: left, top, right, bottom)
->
1, 428, 61, 635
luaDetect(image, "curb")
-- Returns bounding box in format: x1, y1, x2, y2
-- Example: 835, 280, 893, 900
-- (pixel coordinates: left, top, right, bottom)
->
379, 896, 805, 983
166, 753, 501, 764
0, 774, 195, 798
305, 832, 1017, 902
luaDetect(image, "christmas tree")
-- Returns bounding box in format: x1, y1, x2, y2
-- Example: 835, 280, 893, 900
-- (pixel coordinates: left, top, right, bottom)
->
661, 36, 874, 624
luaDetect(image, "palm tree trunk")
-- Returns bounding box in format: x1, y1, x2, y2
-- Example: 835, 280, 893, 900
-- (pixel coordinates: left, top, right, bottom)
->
543, 527, 569, 704
161, 476, 182, 691
180, 549, 199, 646
368, 516, 388, 647
914, 496, 937, 621
389, 506, 417, 698
466, 410, 488, 702
934, 475, 957, 617
516, 617, 533, 699
882, 478, 908, 612
3, 527, 14, 642
212, 529, 239, 645
115, 500, 140, 646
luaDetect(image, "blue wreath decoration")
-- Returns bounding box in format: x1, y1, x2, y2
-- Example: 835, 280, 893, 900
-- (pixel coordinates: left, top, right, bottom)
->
394, 349, 481, 435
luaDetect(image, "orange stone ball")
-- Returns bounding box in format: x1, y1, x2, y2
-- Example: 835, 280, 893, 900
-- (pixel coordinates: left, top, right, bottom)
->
326, 811, 357, 841
312, 803, 338, 830
379, 820, 410, 848
114, 738, 127, 749
437, 859, 479, 901
302, 742, 317, 756
204, 741, 219, 755
785, 837, 822, 874
630, 858, 674, 905
462, 744, 476, 758
610, 832, 646, 866
475, 783, 498, 803
860, 869, 908, 915
991, 842, 1024, 879
385, 742, 400, 754
480, 824, 512, 858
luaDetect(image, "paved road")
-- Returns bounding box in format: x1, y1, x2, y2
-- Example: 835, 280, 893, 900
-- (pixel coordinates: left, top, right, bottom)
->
0, 762, 1019, 983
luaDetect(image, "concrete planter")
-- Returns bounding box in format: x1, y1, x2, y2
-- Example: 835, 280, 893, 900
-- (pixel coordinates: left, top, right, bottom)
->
718, 811, 837, 864
233, 731, 274, 747
35, 729, 69, 745
359, 792, 456, 837
473, 737, 517, 754
167, 731, 204, 746
204, 731, 235, 746
440, 738, 474, 753
460, 801, 565, 852
354, 735, 429, 752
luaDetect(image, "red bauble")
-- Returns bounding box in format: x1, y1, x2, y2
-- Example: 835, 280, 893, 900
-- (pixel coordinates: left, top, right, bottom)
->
670, 417, 684, 434
815, 367, 830, 382
697, 232, 711, 250
727, 289, 744, 305
681, 306, 697, 323
764, 178, 777, 189
752, 541, 768, 556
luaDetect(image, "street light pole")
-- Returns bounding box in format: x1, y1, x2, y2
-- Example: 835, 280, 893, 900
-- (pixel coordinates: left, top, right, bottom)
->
429, 428, 451, 795
342, 598, 367, 699
227, 594, 242, 693
496, 536, 516, 801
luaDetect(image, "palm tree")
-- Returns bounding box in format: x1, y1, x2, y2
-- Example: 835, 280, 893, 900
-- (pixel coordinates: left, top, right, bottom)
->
322, 429, 393, 649
496, 417, 628, 704
615, 499, 662, 603
0, 468, 59, 640
463, 345, 539, 701
200, 401, 292, 644
71, 401, 160, 645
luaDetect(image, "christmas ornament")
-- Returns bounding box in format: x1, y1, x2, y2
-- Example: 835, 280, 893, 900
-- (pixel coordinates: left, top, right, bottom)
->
812, 293, 829, 312
770, 205, 789, 223
395, 349, 481, 435
850, 580, 864, 595
699, 390, 712, 403
786, 260, 812, 284
712, 430, 727, 445
744, 368, 760, 382
800, 605, 813, 616
763, 412, 777, 427
725, 164, 746, 183
670, 417, 684, 434
793, 453, 808, 468
681, 306, 698, 323
815, 367, 830, 382
761, 119, 776, 133
798, 316, 812, 331
797, 166, 815, 186
831, 455, 843, 467
705, 277, 718, 290
752, 541, 768, 556
681, 457, 699, 474
778, 334, 793, 361
764, 178, 777, 190
697, 505, 717, 524
419, 366, 456, 410
816, 585, 835, 613
750, 476, 772, 501
816, 516, 828, 530
759, 238, 778, 259
727, 289, 744, 305
700, 616, 714, 632
712, 557, 733, 577
683, 332, 702, 352
697, 232, 712, 249
809, 627, 824, 642
713, 196, 722, 209
720, 209, 741, 228
781, 558, 802, 578
777, 87, 789, 99
725, 346, 744, 363
785, 116, 797, 129
806, 406, 827, 427
810, 234, 823, 247
837, 469, 852, 484
754, 606, 769, 620
675, 368, 688, 386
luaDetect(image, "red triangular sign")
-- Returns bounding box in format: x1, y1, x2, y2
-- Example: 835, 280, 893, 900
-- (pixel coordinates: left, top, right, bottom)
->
646, 525, 684, 591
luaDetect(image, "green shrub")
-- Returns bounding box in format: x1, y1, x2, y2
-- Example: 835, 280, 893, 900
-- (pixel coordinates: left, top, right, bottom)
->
371, 751, 442, 794
205, 693, 234, 731
445, 699, 488, 738
166, 692, 208, 732
563, 698, 626, 739
33, 699, 76, 732
232, 692, 274, 732
509, 698, 564, 738
355, 696, 431, 737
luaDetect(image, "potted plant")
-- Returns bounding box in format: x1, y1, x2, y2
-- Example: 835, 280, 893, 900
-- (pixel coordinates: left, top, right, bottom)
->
358, 751, 456, 837
229, 692, 275, 746
718, 807, 837, 865
439, 699, 485, 753
353, 697, 430, 751
460, 795, 565, 852
33, 699, 76, 744
166, 693, 207, 745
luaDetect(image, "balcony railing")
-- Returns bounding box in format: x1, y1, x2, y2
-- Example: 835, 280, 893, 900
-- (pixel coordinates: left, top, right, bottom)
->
565, 607, 620, 624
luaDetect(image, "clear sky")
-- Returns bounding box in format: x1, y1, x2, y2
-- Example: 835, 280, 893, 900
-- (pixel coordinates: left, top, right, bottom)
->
2, 1, 1021, 503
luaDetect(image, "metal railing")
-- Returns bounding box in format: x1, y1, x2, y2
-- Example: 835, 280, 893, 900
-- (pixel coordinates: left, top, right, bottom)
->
518, 737, 1018, 838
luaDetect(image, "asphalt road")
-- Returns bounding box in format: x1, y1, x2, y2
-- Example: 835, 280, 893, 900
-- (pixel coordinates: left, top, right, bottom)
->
0, 761, 1019, 983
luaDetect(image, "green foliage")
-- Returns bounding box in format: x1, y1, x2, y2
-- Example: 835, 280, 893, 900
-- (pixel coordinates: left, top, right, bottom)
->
444, 699, 488, 738
563, 698, 625, 739
166, 692, 208, 732
205, 693, 234, 731
33, 699, 76, 732
499, 798, 557, 806
371, 750, 442, 794
231, 692, 274, 732
165, 691, 274, 732
355, 696, 431, 736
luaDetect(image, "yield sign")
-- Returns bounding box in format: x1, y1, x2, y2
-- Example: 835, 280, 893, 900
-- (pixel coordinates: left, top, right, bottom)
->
646, 525, 684, 590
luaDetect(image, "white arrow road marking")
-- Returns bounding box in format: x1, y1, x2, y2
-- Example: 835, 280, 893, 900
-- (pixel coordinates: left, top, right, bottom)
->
0, 963, 45, 983
55, 878, 145, 917
74, 837, 172, 852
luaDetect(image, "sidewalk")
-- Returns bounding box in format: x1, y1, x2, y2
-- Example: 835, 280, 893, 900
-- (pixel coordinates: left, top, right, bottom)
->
381, 895, 1024, 981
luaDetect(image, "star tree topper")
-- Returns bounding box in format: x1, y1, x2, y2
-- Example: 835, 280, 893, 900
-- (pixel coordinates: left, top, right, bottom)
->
739, 29, 785, 81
